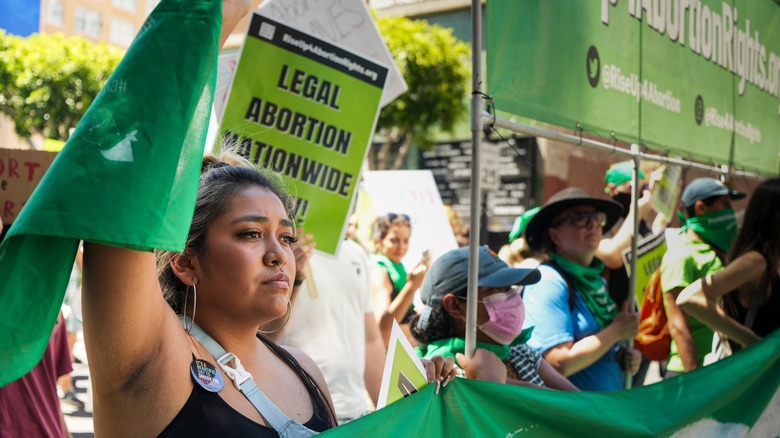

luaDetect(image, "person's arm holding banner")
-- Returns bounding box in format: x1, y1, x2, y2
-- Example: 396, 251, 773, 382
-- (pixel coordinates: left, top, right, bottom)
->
676, 252, 764, 347
664, 288, 700, 371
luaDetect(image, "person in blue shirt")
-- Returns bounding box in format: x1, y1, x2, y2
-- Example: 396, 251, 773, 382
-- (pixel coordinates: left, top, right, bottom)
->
522, 187, 642, 391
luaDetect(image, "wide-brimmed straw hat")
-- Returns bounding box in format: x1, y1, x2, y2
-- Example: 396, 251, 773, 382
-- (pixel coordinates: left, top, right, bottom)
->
524, 187, 623, 251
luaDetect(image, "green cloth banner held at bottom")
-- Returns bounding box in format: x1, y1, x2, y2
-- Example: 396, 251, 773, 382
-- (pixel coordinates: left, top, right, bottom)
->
327, 330, 780, 437
0, 0, 221, 387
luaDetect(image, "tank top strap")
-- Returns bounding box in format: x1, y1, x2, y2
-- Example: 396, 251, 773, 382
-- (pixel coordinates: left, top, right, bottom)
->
179, 316, 318, 437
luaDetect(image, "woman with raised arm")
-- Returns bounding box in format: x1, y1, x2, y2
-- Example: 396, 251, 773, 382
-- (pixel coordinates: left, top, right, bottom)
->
677, 178, 780, 351
370, 213, 430, 346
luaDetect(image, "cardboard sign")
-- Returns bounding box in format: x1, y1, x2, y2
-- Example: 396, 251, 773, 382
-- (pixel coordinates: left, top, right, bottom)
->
622, 230, 667, 304
376, 320, 429, 409
0, 148, 57, 224
651, 164, 682, 219
258, 0, 406, 107
219, 13, 388, 255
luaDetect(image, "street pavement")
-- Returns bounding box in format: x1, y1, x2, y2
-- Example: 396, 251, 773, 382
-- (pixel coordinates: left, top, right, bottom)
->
62, 334, 93, 437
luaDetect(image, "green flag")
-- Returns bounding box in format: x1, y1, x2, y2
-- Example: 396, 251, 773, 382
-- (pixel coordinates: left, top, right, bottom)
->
327, 330, 780, 436
0, 0, 221, 387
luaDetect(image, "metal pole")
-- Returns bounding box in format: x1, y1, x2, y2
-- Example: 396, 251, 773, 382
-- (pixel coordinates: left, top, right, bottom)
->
465, 0, 483, 358
481, 112, 763, 179
625, 143, 641, 389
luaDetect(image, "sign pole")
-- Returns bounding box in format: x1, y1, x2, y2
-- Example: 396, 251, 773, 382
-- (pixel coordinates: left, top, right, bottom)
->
465, 0, 483, 358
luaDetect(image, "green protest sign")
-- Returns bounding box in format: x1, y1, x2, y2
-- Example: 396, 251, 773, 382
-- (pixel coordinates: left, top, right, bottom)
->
622, 231, 667, 304
487, 0, 780, 175
220, 14, 388, 254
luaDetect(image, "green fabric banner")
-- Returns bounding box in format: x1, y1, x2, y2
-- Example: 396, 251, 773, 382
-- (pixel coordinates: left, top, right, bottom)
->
487, 0, 780, 175
219, 14, 388, 255
0, 0, 220, 387
327, 330, 780, 437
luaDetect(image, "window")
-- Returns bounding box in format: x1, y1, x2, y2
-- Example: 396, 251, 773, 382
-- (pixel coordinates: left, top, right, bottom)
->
110, 18, 136, 47
74, 7, 102, 37
112, 0, 136, 12
45, 0, 65, 26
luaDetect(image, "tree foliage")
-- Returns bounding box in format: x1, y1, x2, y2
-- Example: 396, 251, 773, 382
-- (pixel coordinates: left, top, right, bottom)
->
0, 30, 122, 142
373, 16, 470, 169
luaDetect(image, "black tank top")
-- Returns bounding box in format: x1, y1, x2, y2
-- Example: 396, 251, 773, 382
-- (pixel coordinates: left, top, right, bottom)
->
732, 275, 780, 338
158, 338, 333, 437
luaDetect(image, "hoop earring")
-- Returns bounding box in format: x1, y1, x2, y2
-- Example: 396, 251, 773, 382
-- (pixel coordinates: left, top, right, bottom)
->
183, 282, 198, 332
258, 300, 292, 334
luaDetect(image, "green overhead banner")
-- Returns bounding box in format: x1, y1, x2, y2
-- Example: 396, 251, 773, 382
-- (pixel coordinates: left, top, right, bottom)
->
487, 0, 780, 175
219, 14, 388, 255
326, 330, 780, 437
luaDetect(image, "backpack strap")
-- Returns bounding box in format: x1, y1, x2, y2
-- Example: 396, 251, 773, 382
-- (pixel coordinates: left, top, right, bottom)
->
543, 260, 577, 311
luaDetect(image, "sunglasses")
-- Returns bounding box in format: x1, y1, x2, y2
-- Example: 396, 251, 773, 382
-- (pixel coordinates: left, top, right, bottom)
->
552, 211, 607, 228
387, 212, 411, 222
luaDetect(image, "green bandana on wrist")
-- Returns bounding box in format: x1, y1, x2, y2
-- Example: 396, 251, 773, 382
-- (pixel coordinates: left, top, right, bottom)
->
550, 253, 617, 329
678, 208, 738, 253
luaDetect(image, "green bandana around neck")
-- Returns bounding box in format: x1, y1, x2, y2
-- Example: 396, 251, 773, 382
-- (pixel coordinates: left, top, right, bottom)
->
678, 208, 738, 253
414, 329, 534, 363
371, 254, 407, 293
550, 253, 617, 329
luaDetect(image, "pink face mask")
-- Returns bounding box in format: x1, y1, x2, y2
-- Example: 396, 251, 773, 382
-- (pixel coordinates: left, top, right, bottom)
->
478, 289, 526, 345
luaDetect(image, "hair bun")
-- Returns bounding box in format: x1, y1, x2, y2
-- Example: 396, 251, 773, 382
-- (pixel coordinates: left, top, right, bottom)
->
201, 156, 231, 174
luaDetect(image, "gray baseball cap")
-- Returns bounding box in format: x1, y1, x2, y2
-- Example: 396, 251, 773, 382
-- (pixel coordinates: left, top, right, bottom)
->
420, 246, 541, 305
681, 177, 746, 208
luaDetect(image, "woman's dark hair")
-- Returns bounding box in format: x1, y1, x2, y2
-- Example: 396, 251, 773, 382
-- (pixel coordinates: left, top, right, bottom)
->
156, 150, 296, 313
409, 300, 457, 344
722, 178, 780, 320
727, 178, 780, 266
372, 213, 412, 243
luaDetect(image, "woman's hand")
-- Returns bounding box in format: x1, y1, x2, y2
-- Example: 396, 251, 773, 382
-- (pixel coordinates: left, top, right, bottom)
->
222, 0, 251, 26
292, 228, 315, 284
456, 349, 507, 384
618, 347, 642, 376
611, 300, 640, 341
407, 260, 430, 290
420, 355, 457, 394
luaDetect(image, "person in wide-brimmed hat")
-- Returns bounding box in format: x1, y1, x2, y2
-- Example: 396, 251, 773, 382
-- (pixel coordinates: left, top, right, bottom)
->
521, 187, 642, 391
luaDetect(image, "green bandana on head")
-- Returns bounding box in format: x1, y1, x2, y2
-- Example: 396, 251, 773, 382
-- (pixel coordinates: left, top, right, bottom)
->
550, 253, 617, 329
604, 161, 645, 192
678, 208, 738, 253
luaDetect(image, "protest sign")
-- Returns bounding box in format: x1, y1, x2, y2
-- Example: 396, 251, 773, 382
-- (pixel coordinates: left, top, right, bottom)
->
0, 148, 57, 224
376, 320, 428, 409
359, 170, 458, 271
652, 164, 682, 219
219, 13, 388, 255
258, 0, 406, 107
622, 230, 667, 304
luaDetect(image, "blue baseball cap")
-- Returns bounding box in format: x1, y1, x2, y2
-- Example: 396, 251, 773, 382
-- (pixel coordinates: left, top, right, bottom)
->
681, 178, 746, 208
420, 246, 541, 305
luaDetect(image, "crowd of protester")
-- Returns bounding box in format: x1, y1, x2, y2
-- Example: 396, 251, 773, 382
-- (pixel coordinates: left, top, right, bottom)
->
1, 0, 777, 434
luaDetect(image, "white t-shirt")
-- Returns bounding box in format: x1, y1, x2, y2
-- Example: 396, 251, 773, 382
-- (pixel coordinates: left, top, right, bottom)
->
282, 239, 373, 419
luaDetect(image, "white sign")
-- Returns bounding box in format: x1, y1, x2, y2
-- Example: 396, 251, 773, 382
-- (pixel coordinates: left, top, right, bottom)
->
360, 170, 459, 272
257, 0, 407, 107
